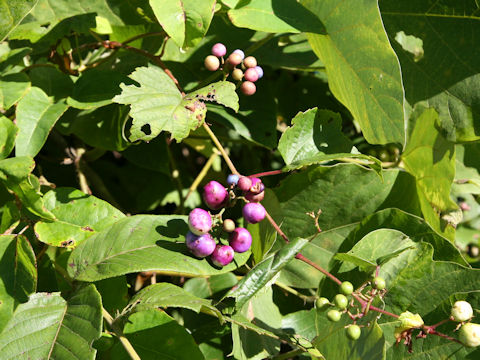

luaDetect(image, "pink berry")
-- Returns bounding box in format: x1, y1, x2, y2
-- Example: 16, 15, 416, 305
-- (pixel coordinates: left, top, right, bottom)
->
212, 43, 226, 57
233, 49, 245, 60
186, 232, 216, 258
203, 180, 228, 210
229, 227, 252, 253
211, 245, 234, 266
204, 55, 220, 71
245, 190, 264, 203
237, 176, 252, 192
248, 177, 263, 193
244, 68, 259, 82
243, 56, 257, 68
243, 202, 266, 224
188, 208, 212, 235
227, 53, 243, 66
232, 68, 244, 81
240, 81, 256, 96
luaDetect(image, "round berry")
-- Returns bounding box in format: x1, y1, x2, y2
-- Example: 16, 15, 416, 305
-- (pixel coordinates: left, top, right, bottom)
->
203, 180, 228, 210
451, 301, 473, 322
211, 244, 235, 267
237, 176, 252, 192
327, 309, 342, 322
245, 190, 264, 203
334, 294, 348, 310
186, 232, 216, 258
204, 55, 220, 71
229, 227, 252, 253
459, 323, 480, 347
249, 177, 263, 194
347, 325, 361, 340
233, 49, 245, 60
240, 81, 256, 96
188, 208, 212, 235
340, 281, 354, 295
223, 219, 236, 233
244, 68, 259, 82
243, 56, 257, 68
315, 297, 330, 310
227, 174, 240, 187
211, 43, 226, 57
232, 68, 244, 81
227, 53, 243, 66
372, 277, 386, 290
254, 66, 263, 79
243, 203, 266, 224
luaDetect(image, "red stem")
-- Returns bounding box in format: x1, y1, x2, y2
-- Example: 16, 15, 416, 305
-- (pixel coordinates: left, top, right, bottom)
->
248, 170, 284, 178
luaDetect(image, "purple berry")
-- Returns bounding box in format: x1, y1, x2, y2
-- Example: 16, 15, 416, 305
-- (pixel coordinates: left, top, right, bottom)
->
237, 176, 252, 192
211, 245, 234, 266
243, 56, 257, 68
248, 177, 263, 194
229, 227, 252, 253
212, 43, 226, 57
233, 49, 245, 60
240, 81, 256, 96
227, 53, 243, 66
243, 203, 266, 224
186, 232, 216, 258
245, 190, 264, 203
244, 68, 259, 82
254, 66, 263, 79
203, 180, 228, 210
204, 55, 220, 71
227, 174, 240, 186
188, 208, 212, 235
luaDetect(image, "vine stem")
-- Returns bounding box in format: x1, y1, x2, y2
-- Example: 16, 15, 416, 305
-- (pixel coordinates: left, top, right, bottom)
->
248, 169, 284, 178
202, 122, 239, 175
102, 308, 141, 360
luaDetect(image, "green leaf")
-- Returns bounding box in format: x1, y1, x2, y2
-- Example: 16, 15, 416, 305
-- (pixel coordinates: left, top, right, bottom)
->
28, 66, 74, 100
111, 309, 205, 360
149, 0, 185, 47
15, 86, 68, 157
0, 72, 30, 110
402, 106, 456, 240
68, 215, 251, 281
228, 237, 309, 309
34, 187, 125, 247
281, 309, 317, 342
95, 276, 129, 315
454, 144, 480, 195
0, 156, 55, 220
228, 0, 325, 34
186, 81, 239, 112
183, 273, 238, 299
0, 284, 102, 359
303, 0, 405, 145
0, 235, 36, 332
0, 0, 39, 41
380, 1, 480, 143
0, 115, 17, 159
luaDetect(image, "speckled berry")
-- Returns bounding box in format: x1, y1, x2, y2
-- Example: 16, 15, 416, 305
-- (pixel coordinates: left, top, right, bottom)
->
233, 49, 245, 60
227, 174, 240, 186
240, 81, 256, 96
211, 244, 235, 266
372, 277, 386, 290
243, 202, 266, 224
227, 53, 243, 66
254, 66, 263, 79
237, 176, 252, 191
223, 219, 236, 233
243, 56, 257, 68
232, 68, 244, 81
203, 180, 228, 210
244, 68, 259, 82
204, 55, 220, 71
186, 232, 216, 258
212, 43, 226, 57
229, 227, 252, 253
188, 208, 212, 235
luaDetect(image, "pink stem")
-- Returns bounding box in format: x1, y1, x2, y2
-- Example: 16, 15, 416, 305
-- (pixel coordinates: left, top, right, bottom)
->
248, 170, 284, 178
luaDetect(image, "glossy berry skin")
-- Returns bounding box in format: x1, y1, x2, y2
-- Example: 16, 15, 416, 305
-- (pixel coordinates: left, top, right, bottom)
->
243, 56, 257, 68
232, 69, 244, 81
315, 297, 330, 310
244, 68, 259, 82
243, 202, 266, 224
227, 53, 243, 66
223, 219, 236, 233
188, 208, 212, 235
245, 190, 264, 203
204, 55, 220, 71
451, 301, 473, 322
240, 81, 256, 96
211, 244, 235, 266
327, 309, 342, 322
186, 232, 216, 258
211, 43, 226, 57
233, 49, 245, 60
340, 281, 354, 295
334, 294, 348, 310
347, 325, 361, 340
254, 66, 263, 79
227, 174, 240, 186
203, 181, 228, 210
237, 176, 252, 191
229, 227, 252, 253
372, 276, 386, 290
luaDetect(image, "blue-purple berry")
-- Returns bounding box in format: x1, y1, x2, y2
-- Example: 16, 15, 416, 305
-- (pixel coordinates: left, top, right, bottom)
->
254, 66, 263, 79
188, 208, 212, 235
229, 227, 252, 253
211, 244, 235, 266
227, 174, 240, 187
203, 180, 228, 210
186, 232, 216, 258
243, 202, 266, 224
232, 49, 245, 60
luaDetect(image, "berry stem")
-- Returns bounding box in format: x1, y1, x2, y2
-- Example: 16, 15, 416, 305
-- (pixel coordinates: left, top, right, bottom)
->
248, 169, 284, 178
103, 308, 141, 360
202, 122, 239, 175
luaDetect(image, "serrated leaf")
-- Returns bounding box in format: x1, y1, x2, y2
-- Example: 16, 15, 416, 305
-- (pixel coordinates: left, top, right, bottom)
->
0, 0, 39, 41
0, 235, 36, 332
0, 72, 30, 110
34, 187, 125, 248
0, 285, 102, 359
68, 215, 250, 281
0, 115, 17, 159
303, 0, 405, 145
186, 81, 239, 112
15, 86, 68, 157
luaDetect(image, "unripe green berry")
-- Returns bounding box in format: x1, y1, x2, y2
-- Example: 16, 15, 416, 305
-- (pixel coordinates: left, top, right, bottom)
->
340, 281, 354, 295
223, 219, 236, 233
315, 297, 330, 310
232, 68, 243, 81
327, 309, 342, 322
334, 294, 348, 310
451, 301, 473, 322
372, 276, 386, 290
204, 55, 220, 71
459, 323, 480, 347
346, 325, 361, 340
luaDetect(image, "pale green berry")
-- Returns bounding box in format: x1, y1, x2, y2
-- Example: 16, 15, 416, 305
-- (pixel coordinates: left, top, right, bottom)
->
459, 323, 480, 347
451, 301, 473, 322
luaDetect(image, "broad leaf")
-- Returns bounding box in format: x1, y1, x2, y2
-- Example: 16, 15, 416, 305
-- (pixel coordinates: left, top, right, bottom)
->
0, 285, 102, 359
68, 215, 251, 281
282, 309, 317, 342
0, 235, 36, 332
183, 273, 238, 299
28, 65, 74, 100
0, 0, 39, 41
0, 115, 17, 159
15, 86, 68, 157
186, 81, 239, 112
0, 72, 30, 110
303, 0, 406, 145
34, 187, 125, 247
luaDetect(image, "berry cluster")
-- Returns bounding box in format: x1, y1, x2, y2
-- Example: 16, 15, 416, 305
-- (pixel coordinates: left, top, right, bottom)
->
185, 175, 267, 266
451, 301, 479, 347
204, 43, 264, 96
